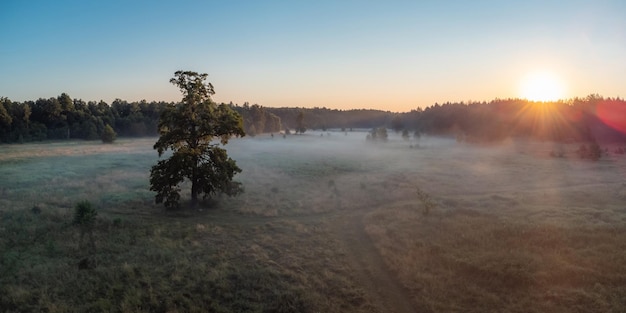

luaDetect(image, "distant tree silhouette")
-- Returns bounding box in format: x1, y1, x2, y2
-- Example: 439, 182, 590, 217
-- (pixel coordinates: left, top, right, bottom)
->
2, 93, 626, 145
402, 129, 410, 140
0, 98, 13, 141
296, 110, 306, 134
391, 115, 404, 133
366, 127, 388, 142
577, 142, 602, 161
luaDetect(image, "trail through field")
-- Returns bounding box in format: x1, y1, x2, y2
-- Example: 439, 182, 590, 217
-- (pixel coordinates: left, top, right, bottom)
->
186, 207, 419, 312
333, 212, 416, 313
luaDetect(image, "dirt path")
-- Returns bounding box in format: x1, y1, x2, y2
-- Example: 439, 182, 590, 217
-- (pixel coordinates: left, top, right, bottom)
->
206, 208, 419, 312
334, 212, 417, 313
132, 200, 420, 312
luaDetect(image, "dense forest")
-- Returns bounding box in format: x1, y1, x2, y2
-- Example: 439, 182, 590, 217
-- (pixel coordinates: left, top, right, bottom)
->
1, 94, 625, 144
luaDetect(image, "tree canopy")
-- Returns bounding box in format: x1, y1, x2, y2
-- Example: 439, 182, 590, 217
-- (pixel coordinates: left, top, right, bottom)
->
2, 92, 625, 144
149, 71, 245, 209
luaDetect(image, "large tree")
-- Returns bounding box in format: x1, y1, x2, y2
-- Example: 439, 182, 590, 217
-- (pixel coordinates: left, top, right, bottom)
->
150, 71, 245, 209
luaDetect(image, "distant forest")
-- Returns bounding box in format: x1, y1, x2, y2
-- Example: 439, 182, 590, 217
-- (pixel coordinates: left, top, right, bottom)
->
1, 94, 625, 144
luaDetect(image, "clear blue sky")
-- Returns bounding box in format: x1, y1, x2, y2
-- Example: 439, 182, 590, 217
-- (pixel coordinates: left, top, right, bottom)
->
1, 0, 624, 111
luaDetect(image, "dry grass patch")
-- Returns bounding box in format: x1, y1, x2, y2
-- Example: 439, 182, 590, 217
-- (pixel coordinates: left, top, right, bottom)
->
364, 205, 626, 313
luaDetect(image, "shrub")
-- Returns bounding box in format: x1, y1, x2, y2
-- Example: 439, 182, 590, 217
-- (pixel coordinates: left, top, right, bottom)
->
577, 142, 602, 161
366, 127, 388, 142
73, 201, 97, 253
402, 129, 410, 140
73, 201, 97, 227
101, 124, 117, 143
416, 187, 436, 216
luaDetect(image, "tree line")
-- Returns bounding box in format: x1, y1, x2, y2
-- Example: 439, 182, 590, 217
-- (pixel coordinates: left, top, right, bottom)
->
0, 95, 171, 143
2, 93, 625, 144
0, 95, 394, 143
405, 94, 626, 143
236, 95, 626, 144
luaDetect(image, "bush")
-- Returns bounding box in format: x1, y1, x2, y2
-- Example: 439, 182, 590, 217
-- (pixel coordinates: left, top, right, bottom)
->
101, 124, 117, 143
402, 129, 410, 140
366, 127, 388, 142
73, 201, 97, 227
73, 201, 97, 253
416, 187, 436, 216
577, 142, 602, 161
31, 205, 42, 215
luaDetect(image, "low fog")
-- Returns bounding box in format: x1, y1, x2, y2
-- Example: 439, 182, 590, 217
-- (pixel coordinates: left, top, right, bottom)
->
2, 131, 625, 312
219, 129, 626, 225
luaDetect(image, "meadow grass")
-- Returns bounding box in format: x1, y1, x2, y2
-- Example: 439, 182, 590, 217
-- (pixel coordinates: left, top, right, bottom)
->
0, 207, 373, 312
0, 136, 376, 312
364, 205, 626, 313
1, 133, 626, 312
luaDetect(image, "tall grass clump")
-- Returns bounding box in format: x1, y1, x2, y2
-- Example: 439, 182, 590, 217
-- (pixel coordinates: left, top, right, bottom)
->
415, 186, 436, 216
73, 201, 98, 271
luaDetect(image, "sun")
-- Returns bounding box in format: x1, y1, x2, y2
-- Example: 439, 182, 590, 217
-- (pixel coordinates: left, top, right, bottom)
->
519, 70, 566, 102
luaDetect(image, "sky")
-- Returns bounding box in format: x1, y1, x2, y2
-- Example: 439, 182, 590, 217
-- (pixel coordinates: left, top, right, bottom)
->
1, 0, 625, 112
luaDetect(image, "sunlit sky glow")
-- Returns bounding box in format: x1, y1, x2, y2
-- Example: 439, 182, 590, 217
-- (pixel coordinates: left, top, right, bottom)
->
519, 70, 566, 102
1, 1, 625, 112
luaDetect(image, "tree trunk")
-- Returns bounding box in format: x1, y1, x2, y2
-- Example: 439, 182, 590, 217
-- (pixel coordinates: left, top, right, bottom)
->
190, 182, 198, 207
190, 154, 199, 207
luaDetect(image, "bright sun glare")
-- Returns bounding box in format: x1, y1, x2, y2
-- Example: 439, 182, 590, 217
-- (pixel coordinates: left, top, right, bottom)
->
519, 71, 566, 102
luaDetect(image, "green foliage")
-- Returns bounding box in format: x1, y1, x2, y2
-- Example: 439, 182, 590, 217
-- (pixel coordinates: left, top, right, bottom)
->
150, 71, 245, 209
101, 124, 117, 143
0, 94, 176, 143
366, 127, 388, 142
235, 103, 283, 135
73, 201, 97, 227
73, 201, 98, 258
0, 212, 340, 312
0, 97, 13, 129
2, 94, 626, 144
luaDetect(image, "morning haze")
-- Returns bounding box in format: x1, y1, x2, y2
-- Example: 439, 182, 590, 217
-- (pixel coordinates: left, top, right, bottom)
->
1, 0, 626, 312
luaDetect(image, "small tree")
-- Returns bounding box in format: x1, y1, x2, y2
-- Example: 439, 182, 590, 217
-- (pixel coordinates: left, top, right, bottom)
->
101, 124, 117, 143
366, 127, 388, 142
296, 111, 306, 134
150, 71, 245, 209
73, 201, 97, 251
588, 142, 602, 161
577, 142, 602, 161
402, 129, 410, 140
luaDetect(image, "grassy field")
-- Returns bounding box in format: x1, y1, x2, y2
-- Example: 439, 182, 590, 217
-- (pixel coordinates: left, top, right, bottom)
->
1, 133, 625, 312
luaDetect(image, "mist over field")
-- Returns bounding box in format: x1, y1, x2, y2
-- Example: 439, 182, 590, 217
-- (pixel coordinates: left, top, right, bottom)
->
1, 131, 626, 312
3, 0, 626, 310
